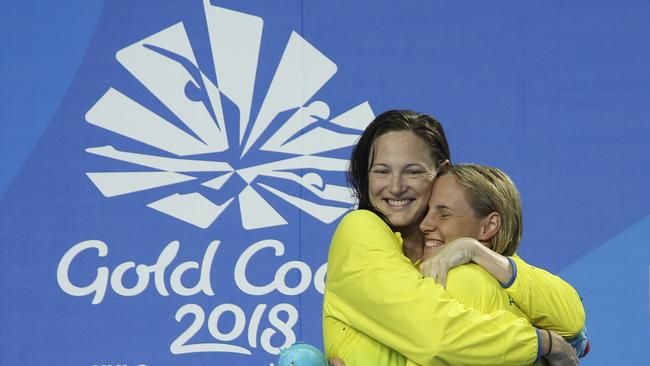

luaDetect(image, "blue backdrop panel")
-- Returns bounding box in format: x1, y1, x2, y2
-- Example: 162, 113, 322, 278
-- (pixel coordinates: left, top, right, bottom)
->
1, 1, 649, 364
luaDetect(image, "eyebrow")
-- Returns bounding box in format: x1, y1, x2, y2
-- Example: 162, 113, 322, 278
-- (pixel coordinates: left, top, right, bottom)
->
435, 205, 454, 212
405, 163, 428, 169
370, 163, 429, 169
369, 163, 389, 170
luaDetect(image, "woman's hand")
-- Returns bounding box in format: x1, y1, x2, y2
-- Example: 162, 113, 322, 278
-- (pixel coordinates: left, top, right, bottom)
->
419, 237, 478, 287
328, 357, 345, 366
420, 237, 515, 287
542, 329, 580, 366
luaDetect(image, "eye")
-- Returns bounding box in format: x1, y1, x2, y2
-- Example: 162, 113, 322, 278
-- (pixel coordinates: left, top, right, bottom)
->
370, 168, 389, 175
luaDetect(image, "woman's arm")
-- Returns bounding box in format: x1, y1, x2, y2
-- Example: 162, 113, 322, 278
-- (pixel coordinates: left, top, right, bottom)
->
419, 237, 585, 337
506, 255, 585, 336
325, 211, 543, 365
437, 263, 580, 366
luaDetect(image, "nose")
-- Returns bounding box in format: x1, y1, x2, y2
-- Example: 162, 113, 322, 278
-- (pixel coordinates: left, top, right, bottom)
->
419, 208, 437, 234
388, 173, 407, 195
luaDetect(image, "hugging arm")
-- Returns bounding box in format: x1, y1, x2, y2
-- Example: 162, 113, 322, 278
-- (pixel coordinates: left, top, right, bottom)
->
325, 211, 542, 365
506, 255, 585, 336
420, 238, 586, 337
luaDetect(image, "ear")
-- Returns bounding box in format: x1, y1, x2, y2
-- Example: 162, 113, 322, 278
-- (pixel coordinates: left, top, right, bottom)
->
438, 159, 451, 169
478, 212, 501, 242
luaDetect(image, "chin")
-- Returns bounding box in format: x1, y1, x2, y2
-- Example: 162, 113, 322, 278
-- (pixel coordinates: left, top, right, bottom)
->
387, 215, 419, 231
391, 210, 425, 225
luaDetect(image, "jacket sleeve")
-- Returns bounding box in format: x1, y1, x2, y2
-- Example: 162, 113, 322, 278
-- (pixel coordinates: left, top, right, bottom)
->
325, 210, 540, 366
504, 255, 586, 337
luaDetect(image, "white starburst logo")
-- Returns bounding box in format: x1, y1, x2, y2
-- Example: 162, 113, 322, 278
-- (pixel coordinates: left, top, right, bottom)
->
84, 1, 373, 229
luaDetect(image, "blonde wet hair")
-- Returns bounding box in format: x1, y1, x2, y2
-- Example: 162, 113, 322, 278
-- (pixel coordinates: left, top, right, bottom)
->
439, 164, 522, 256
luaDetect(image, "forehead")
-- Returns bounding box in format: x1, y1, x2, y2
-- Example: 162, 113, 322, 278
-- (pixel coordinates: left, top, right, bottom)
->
372, 130, 434, 164
430, 174, 472, 210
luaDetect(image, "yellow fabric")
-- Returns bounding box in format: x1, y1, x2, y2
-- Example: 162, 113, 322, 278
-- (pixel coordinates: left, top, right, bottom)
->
441, 264, 545, 366
323, 210, 539, 366
506, 255, 585, 337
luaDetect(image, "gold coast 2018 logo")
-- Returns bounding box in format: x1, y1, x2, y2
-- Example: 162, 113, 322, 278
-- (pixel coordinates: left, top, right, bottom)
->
84, 0, 374, 229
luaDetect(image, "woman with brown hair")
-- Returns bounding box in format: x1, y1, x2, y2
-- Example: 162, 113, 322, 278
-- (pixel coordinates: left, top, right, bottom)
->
323, 110, 584, 365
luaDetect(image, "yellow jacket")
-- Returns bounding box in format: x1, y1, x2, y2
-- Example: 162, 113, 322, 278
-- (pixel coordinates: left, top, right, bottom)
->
323, 210, 585, 366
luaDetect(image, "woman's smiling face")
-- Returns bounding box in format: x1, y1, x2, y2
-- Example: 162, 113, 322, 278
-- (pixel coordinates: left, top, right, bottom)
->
368, 130, 437, 231
419, 174, 487, 256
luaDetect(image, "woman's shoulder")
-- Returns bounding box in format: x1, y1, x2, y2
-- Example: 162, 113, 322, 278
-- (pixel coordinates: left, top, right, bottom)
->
331, 210, 396, 249
341, 209, 380, 220
338, 209, 389, 229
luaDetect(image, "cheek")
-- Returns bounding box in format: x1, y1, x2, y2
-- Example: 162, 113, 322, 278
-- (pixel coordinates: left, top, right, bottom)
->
369, 174, 391, 194
452, 219, 481, 239
449, 223, 466, 239
415, 180, 434, 199
438, 220, 467, 241
368, 177, 381, 196
368, 178, 385, 206
411, 195, 432, 220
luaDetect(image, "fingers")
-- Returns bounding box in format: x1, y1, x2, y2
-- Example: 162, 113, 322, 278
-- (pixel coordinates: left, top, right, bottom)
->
418, 259, 429, 276
420, 261, 439, 281
439, 264, 448, 288
431, 262, 440, 284
419, 257, 450, 288
545, 330, 580, 366
328, 357, 346, 366
421, 245, 439, 262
